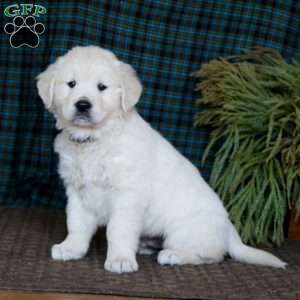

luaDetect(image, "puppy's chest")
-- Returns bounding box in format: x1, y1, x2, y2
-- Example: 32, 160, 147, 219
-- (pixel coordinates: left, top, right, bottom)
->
59, 143, 115, 192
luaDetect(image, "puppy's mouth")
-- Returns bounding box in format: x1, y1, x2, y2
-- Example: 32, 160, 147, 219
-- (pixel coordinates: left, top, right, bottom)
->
72, 113, 93, 126
71, 112, 107, 128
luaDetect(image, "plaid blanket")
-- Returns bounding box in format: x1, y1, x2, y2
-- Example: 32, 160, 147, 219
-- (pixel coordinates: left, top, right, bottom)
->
1, 1, 300, 207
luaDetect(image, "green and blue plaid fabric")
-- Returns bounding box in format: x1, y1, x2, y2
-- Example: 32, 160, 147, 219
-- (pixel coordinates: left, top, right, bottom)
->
1, 1, 300, 207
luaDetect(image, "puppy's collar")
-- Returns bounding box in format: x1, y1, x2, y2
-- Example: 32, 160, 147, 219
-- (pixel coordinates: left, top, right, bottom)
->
69, 134, 95, 144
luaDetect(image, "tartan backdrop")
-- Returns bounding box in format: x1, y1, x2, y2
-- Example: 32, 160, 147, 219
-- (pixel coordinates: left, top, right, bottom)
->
0, 1, 300, 208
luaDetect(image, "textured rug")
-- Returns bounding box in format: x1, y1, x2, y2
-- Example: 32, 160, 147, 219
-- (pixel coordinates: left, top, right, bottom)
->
0, 207, 299, 300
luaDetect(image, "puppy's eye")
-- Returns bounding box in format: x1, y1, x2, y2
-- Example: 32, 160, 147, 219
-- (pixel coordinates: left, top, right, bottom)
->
97, 83, 107, 91
67, 80, 76, 88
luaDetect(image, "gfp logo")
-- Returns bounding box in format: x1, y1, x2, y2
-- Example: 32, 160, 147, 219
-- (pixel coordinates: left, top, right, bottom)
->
3, 4, 47, 48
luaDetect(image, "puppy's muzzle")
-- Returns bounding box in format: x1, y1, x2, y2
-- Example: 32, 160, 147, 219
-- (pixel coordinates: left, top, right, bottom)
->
73, 98, 93, 124
75, 98, 92, 113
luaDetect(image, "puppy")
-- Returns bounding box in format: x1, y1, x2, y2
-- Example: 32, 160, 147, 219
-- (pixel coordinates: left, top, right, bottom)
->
37, 46, 286, 273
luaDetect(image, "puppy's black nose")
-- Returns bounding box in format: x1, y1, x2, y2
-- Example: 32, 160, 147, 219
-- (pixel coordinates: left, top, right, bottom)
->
75, 100, 92, 112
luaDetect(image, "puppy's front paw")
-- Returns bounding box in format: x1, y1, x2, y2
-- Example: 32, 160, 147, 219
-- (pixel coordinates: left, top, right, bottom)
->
104, 257, 138, 273
51, 242, 86, 261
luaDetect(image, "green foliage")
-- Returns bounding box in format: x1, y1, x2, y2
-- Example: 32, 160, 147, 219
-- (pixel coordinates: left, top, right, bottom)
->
193, 47, 300, 246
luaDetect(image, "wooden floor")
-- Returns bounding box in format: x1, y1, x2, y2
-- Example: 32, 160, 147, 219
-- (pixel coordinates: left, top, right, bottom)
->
0, 291, 156, 300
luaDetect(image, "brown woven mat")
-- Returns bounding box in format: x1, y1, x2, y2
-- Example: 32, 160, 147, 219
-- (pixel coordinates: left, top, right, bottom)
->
0, 208, 299, 300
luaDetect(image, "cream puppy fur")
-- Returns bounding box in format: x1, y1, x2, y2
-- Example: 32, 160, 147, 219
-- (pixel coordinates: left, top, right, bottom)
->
37, 46, 286, 273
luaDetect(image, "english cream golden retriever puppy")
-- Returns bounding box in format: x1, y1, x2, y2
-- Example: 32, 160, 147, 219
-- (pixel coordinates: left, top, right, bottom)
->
37, 46, 286, 273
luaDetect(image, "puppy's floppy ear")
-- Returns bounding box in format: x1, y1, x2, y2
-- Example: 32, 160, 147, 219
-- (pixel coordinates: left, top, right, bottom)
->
36, 65, 56, 112
117, 61, 142, 112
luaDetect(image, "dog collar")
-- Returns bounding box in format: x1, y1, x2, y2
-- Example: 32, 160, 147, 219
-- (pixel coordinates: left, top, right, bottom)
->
69, 135, 95, 144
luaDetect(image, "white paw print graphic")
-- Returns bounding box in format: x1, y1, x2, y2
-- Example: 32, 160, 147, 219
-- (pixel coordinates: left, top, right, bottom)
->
4, 16, 45, 48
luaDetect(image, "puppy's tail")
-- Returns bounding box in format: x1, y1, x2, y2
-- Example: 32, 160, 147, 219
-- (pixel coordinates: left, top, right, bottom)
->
228, 225, 287, 268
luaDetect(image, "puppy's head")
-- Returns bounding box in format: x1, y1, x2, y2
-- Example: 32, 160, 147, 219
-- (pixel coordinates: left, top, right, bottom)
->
37, 46, 142, 129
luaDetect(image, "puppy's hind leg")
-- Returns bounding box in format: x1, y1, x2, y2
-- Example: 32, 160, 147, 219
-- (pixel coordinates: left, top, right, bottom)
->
51, 189, 98, 261
158, 249, 222, 265
158, 216, 226, 266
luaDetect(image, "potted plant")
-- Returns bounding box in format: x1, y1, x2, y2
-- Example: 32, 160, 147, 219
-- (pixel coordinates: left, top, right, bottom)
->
194, 48, 300, 246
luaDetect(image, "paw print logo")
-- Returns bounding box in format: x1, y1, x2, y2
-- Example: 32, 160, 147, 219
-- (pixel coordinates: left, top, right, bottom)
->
4, 16, 45, 48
